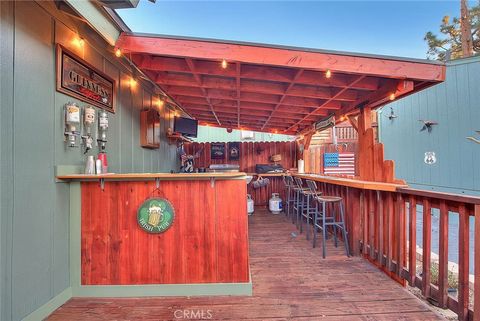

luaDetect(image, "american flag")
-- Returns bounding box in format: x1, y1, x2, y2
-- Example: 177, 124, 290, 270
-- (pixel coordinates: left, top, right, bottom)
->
324, 152, 355, 176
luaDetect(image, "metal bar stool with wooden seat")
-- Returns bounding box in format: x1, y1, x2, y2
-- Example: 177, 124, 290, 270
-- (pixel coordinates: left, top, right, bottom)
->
282, 175, 295, 219
293, 177, 316, 232
307, 180, 350, 258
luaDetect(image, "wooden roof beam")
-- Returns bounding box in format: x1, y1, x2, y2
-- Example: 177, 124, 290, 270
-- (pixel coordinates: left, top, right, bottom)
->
117, 33, 445, 82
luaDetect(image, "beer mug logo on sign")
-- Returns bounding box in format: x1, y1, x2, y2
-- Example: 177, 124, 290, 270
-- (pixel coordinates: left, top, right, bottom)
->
147, 204, 163, 227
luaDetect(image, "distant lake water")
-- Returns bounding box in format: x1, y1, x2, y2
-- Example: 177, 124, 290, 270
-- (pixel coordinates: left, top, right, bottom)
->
412, 208, 475, 274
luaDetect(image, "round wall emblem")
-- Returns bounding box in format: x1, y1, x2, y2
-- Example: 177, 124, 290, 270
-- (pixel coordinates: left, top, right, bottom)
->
137, 198, 175, 233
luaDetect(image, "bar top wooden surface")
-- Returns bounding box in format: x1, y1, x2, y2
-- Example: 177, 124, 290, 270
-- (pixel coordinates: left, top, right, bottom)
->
293, 173, 408, 192
56, 172, 248, 181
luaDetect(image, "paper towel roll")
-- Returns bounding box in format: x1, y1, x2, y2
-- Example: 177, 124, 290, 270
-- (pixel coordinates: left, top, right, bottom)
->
298, 159, 304, 174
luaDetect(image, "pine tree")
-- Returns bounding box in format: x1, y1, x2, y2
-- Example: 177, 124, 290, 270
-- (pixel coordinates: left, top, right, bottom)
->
424, 1, 480, 61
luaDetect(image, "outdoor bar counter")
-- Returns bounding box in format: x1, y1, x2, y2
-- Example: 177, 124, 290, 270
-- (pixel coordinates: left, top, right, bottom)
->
57, 172, 251, 297
292, 173, 409, 259
293, 173, 408, 192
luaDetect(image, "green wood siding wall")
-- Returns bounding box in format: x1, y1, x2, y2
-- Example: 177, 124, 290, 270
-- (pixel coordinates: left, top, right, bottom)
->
193, 126, 294, 143
379, 56, 480, 195
0, 2, 179, 320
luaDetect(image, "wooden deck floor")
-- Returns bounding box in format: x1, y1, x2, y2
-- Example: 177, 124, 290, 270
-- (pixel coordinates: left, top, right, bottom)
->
47, 209, 444, 320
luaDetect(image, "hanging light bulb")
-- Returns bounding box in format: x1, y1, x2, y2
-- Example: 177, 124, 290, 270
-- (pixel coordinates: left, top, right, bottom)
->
325, 69, 332, 79
389, 93, 396, 101
72, 36, 84, 47
115, 48, 122, 57
129, 77, 137, 88
221, 59, 228, 69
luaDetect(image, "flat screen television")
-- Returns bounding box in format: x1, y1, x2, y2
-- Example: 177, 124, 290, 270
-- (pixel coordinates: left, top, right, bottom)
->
174, 116, 198, 137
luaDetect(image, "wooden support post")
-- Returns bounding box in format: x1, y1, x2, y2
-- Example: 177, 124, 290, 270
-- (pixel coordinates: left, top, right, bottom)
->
346, 115, 358, 132
303, 132, 313, 151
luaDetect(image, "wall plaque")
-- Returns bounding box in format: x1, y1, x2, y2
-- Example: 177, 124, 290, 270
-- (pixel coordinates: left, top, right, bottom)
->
211, 143, 225, 160
56, 44, 116, 113
137, 198, 175, 233
228, 142, 240, 161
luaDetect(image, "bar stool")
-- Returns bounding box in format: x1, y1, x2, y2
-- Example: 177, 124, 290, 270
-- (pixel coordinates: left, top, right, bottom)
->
293, 177, 316, 231
307, 180, 350, 258
282, 175, 295, 219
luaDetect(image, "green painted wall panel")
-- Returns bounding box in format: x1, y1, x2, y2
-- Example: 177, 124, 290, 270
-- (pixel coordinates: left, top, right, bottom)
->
12, 4, 55, 320
0, 2, 180, 320
379, 56, 480, 195
1, 2, 15, 320
193, 126, 294, 143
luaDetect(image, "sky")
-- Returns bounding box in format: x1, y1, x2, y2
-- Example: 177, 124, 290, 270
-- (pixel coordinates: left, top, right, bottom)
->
116, 1, 468, 59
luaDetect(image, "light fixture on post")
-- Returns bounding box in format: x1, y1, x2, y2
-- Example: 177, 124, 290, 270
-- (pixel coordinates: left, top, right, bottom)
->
325, 69, 332, 79
115, 48, 122, 57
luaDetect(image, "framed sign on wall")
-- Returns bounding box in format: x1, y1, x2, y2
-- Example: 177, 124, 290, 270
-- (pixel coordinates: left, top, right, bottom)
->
56, 44, 116, 113
228, 142, 240, 161
211, 143, 225, 160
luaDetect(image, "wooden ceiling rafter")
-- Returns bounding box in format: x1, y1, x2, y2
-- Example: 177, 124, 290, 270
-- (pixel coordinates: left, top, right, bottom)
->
261, 69, 304, 130
184, 58, 221, 125
117, 33, 446, 135
285, 75, 366, 133
236, 62, 241, 127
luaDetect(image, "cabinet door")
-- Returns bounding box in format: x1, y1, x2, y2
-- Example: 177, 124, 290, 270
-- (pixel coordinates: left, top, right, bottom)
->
140, 110, 160, 149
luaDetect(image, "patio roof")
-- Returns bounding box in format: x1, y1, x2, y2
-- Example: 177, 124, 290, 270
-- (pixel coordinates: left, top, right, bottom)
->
116, 33, 446, 135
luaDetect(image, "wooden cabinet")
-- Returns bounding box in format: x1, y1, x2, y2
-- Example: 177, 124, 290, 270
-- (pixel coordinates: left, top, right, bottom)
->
140, 109, 160, 149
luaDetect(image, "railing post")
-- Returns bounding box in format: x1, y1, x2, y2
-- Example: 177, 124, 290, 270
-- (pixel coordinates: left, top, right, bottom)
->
474, 204, 480, 321
438, 200, 449, 309
396, 193, 405, 277
422, 199, 431, 298
408, 196, 417, 286
458, 204, 469, 321
377, 191, 384, 266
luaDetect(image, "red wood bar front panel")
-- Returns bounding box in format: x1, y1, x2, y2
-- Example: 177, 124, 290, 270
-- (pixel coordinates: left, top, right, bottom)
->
81, 180, 249, 285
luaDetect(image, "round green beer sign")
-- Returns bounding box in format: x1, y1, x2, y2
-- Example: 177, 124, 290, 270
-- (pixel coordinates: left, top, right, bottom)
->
137, 198, 175, 233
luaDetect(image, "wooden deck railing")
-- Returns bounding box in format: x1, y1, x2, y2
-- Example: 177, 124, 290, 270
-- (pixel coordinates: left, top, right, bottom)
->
314, 182, 480, 321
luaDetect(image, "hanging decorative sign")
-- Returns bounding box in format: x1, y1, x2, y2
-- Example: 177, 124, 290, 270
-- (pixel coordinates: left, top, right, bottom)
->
56, 45, 116, 113
314, 115, 335, 132
228, 142, 240, 161
211, 143, 225, 160
424, 152, 437, 165
137, 198, 175, 233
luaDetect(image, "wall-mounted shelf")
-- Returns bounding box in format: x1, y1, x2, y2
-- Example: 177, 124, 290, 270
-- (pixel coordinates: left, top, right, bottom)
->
167, 132, 193, 145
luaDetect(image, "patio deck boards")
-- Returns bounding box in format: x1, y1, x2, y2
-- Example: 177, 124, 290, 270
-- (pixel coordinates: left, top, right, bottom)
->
47, 209, 444, 320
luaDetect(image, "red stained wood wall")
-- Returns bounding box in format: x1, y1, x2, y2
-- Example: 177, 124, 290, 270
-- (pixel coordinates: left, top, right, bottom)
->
185, 142, 297, 206
81, 179, 249, 285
